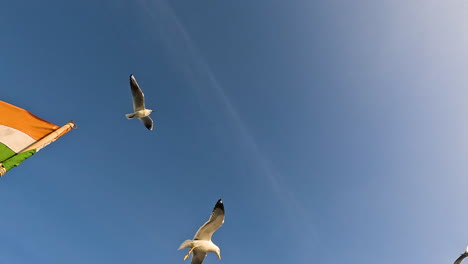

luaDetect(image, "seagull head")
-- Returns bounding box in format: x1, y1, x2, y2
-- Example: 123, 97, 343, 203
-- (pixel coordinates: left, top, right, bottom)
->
211, 244, 221, 260
465, 246, 468, 254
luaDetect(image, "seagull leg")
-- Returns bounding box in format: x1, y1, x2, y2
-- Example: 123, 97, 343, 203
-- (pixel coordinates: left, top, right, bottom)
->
183, 247, 197, 261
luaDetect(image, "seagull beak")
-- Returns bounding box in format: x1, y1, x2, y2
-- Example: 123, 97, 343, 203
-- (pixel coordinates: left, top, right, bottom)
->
217, 252, 221, 260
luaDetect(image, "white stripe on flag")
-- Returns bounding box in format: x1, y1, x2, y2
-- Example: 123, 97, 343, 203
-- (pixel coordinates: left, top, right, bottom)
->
0, 124, 36, 153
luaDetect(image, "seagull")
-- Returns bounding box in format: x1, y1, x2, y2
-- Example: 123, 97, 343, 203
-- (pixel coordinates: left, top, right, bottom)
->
125, 74, 154, 130
178, 199, 224, 264
454, 246, 468, 264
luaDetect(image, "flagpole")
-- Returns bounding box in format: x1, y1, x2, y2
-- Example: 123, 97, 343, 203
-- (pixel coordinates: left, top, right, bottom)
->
22, 121, 76, 152
0, 122, 75, 177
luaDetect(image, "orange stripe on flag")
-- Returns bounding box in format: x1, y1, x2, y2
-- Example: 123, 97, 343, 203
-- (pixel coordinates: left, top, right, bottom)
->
0, 101, 59, 141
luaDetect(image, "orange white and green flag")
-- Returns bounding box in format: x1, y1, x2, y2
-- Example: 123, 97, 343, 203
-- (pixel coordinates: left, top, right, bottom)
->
0, 100, 75, 177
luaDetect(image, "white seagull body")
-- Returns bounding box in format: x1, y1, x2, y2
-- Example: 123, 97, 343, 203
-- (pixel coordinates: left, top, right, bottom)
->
178, 199, 224, 264
126, 74, 154, 130
454, 246, 468, 264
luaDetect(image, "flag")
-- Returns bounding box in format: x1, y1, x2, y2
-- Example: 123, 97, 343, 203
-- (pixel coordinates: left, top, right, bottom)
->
0, 100, 75, 177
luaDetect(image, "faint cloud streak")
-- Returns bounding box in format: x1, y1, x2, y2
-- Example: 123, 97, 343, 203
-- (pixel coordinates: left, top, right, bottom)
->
136, 0, 315, 238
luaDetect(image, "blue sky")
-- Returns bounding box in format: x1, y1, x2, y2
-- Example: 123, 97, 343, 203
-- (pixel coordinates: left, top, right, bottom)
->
1, 0, 468, 263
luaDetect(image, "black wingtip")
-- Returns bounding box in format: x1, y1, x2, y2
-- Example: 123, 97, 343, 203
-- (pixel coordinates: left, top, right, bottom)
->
214, 199, 224, 212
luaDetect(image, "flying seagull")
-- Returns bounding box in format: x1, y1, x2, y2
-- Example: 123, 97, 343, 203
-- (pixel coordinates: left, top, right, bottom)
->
125, 74, 154, 130
454, 246, 468, 264
178, 199, 224, 264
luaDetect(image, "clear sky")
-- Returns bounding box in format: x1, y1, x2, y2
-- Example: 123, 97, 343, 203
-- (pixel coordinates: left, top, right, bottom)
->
1, 0, 468, 263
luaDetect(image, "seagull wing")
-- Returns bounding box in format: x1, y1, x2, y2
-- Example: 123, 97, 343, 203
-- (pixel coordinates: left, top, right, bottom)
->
454, 253, 468, 264
193, 199, 224, 241
139, 116, 153, 131
191, 250, 207, 264
130, 74, 146, 111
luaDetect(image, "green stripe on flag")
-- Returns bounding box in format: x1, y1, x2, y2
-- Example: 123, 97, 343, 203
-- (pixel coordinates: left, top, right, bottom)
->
0, 143, 16, 162
2, 149, 37, 171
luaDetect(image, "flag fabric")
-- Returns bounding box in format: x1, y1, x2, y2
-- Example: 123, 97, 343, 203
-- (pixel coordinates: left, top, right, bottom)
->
0, 101, 74, 176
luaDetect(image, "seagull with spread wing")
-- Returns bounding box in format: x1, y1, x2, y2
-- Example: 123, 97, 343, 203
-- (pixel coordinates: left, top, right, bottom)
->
454, 246, 468, 264
125, 74, 154, 130
178, 199, 224, 264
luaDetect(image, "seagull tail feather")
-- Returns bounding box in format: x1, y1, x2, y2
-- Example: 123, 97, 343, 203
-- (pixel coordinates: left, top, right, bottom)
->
126, 113, 137, 119
178, 240, 193, 250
